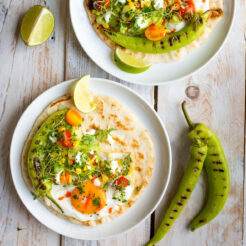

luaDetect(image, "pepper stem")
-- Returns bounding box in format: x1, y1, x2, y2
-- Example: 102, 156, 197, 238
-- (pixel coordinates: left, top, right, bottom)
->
181, 101, 195, 130
46, 193, 64, 213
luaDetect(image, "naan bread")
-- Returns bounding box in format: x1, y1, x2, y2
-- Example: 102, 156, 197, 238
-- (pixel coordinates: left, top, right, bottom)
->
21, 94, 154, 226
85, 0, 223, 63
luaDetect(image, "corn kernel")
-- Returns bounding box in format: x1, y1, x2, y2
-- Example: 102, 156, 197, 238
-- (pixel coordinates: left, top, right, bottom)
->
129, 1, 134, 7
102, 174, 109, 182
68, 159, 74, 165
50, 153, 57, 159
62, 150, 68, 155
68, 174, 72, 183
73, 140, 79, 148
102, 23, 109, 29
144, 1, 151, 7
117, 159, 121, 165
101, 161, 105, 167
88, 174, 92, 179
76, 168, 82, 174
197, 10, 204, 14
129, 167, 133, 175
58, 126, 65, 132
60, 158, 65, 163
84, 166, 88, 171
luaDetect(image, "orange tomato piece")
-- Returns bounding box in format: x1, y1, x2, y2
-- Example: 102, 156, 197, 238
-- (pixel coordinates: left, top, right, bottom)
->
65, 109, 82, 127
145, 24, 166, 41
71, 181, 106, 214
60, 171, 71, 184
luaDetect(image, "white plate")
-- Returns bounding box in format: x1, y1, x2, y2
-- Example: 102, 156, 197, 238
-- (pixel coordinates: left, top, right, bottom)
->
69, 0, 235, 85
10, 78, 172, 240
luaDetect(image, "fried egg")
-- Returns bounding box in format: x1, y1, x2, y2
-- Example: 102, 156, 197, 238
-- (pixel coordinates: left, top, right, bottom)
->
48, 179, 133, 221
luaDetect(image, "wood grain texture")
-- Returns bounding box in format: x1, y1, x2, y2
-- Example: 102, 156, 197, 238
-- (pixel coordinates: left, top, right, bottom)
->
61, 2, 152, 245
155, 1, 245, 245
0, 0, 244, 245
0, 0, 66, 245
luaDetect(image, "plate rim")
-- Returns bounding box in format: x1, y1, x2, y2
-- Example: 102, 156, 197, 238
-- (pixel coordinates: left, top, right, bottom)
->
69, 0, 236, 85
10, 78, 172, 240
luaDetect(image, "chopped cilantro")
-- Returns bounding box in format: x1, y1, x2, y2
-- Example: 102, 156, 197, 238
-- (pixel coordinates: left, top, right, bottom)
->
72, 194, 79, 200
93, 197, 101, 208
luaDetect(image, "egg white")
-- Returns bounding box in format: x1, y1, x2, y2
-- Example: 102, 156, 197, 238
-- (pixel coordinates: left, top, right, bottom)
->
48, 183, 133, 221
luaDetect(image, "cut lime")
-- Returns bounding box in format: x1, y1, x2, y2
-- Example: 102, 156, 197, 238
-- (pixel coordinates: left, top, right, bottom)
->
114, 47, 152, 73
20, 5, 55, 46
73, 75, 97, 113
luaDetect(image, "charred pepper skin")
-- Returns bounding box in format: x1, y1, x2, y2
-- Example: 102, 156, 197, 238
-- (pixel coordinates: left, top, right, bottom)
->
104, 12, 210, 54
181, 101, 230, 231
147, 141, 208, 246
27, 109, 68, 213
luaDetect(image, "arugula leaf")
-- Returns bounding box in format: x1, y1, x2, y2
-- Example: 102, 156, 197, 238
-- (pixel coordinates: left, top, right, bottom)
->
95, 128, 115, 141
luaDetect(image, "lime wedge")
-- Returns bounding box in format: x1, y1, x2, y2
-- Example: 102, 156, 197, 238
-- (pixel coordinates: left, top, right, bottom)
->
73, 75, 96, 113
114, 47, 152, 73
20, 5, 55, 46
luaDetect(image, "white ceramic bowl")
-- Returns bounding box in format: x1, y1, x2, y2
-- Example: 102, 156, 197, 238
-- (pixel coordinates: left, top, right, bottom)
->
10, 78, 172, 240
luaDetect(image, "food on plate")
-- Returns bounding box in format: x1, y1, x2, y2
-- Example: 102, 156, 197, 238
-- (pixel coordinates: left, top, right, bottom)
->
85, 0, 223, 63
147, 101, 229, 245
20, 5, 55, 46
180, 102, 230, 231
21, 84, 154, 226
114, 47, 152, 73
147, 122, 208, 245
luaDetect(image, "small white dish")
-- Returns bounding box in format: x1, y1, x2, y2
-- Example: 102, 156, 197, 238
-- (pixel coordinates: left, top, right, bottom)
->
10, 78, 172, 240
69, 0, 235, 85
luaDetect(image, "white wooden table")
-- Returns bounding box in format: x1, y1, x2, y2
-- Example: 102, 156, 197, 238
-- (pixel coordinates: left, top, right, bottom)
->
0, 1, 245, 245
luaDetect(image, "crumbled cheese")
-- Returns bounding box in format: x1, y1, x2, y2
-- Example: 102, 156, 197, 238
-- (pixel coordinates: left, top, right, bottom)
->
104, 12, 111, 23
111, 160, 118, 173
136, 16, 149, 29
75, 152, 82, 165
83, 129, 96, 135
167, 21, 185, 32
94, 178, 101, 186
154, 0, 163, 9
49, 136, 57, 143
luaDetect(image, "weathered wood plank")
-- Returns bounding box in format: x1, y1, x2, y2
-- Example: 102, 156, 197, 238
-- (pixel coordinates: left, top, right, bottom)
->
155, 2, 245, 245
62, 3, 153, 245
0, 0, 66, 245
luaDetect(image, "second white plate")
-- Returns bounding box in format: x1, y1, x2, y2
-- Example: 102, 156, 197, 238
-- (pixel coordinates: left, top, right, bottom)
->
69, 0, 235, 85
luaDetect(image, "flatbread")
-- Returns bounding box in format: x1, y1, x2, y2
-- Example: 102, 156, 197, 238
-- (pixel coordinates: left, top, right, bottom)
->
85, 0, 223, 63
21, 94, 154, 226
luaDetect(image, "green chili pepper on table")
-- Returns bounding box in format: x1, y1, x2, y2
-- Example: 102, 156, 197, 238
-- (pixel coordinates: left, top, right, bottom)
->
27, 109, 68, 213
181, 101, 230, 231
147, 136, 208, 245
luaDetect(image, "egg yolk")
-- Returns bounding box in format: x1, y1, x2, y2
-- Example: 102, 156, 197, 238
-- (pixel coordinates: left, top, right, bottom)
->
71, 180, 106, 214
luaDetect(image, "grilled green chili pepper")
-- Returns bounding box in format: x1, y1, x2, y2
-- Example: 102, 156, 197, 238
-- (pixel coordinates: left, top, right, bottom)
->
147, 140, 208, 246
27, 109, 68, 213
181, 101, 230, 231
104, 11, 210, 54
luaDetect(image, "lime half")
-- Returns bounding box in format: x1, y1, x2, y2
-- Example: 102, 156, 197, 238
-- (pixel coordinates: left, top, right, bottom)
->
20, 5, 55, 46
73, 75, 97, 113
114, 47, 152, 73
